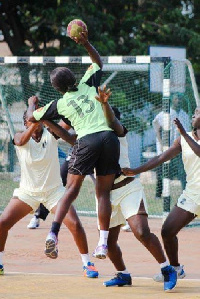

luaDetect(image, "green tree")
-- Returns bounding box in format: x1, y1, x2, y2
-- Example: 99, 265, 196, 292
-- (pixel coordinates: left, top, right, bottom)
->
0, 0, 199, 84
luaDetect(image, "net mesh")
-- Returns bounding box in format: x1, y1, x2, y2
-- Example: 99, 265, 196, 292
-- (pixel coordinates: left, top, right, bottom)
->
0, 59, 197, 216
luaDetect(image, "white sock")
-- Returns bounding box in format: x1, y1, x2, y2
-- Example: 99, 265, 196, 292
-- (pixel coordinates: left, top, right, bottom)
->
160, 261, 169, 269
0, 252, 4, 265
98, 230, 109, 246
81, 253, 90, 267
117, 269, 129, 274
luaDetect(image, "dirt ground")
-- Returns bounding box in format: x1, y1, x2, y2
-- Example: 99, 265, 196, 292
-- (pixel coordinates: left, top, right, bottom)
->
2, 215, 200, 298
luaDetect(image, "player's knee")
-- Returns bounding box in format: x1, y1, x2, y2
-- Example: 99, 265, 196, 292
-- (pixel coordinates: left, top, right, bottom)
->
67, 185, 80, 200
161, 225, 174, 240
134, 227, 150, 243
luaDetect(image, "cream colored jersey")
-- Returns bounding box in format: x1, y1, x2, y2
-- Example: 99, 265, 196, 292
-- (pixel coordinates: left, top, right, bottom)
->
114, 136, 134, 184
181, 132, 200, 199
15, 128, 62, 193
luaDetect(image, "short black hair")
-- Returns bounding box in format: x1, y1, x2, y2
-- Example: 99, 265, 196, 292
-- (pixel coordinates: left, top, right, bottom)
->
111, 106, 121, 120
50, 67, 78, 94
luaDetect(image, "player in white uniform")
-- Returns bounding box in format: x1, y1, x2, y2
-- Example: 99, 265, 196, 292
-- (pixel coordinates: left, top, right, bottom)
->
123, 107, 200, 283
94, 87, 177, 292
0, 111, 98, 278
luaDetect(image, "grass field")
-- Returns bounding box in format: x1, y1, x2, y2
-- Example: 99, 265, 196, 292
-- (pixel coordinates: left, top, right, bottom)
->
0, 174, 182, 216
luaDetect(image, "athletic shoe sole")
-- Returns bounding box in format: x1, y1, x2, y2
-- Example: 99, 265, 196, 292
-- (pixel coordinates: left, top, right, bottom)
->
164, 285, 177, 292
45, 239, 58, 259
93, 253, 106, 259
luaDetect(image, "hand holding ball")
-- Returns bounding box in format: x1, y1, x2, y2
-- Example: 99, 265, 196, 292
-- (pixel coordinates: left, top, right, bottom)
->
67, 19, 87, 40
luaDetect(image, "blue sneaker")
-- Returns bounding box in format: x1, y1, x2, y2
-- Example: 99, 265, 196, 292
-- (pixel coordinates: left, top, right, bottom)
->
103, 273, 132, 287
153, 264, 186, 282
0, 264, 4, 275
161, 265, 177, 291
83, 262, 99, 278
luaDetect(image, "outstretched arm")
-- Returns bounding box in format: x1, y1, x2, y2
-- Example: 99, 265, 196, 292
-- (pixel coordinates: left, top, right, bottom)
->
174, 118, 200, 157
95, 85, 125, 137
43, 120, 77, 145
72, 31, 102, 69
122, 139, 182, 176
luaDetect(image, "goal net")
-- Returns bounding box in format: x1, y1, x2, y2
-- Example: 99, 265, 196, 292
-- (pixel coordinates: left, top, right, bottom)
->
0, 56, 199, 218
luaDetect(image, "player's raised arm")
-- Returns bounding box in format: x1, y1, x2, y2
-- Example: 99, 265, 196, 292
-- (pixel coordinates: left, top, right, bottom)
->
174, 118, 200, 157
26, 96, 39, 122
122, 139, 182, 176
72, 31, 102, 69
95, 85, 126, 137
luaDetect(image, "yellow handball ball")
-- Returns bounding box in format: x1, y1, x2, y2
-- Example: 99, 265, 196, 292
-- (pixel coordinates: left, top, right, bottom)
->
67, 19, 87, 38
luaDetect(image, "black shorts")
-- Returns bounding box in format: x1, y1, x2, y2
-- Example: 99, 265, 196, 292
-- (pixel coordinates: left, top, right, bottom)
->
68, 131, 120, 176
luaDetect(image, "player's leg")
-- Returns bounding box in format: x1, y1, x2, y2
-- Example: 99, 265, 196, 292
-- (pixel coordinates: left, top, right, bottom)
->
93, 174, 115, 259
128, 203, 177, 291
118, 179, 177, 291
51, 173, 85, 231
103, 225, 132, 287
0, 197, 32, 274
161, 205, 195, 267
45, 175, 85, 258
93, 131, 120, 259
60, 159, 97, 276
52, 203, 99, 278
128, 201, 166, 264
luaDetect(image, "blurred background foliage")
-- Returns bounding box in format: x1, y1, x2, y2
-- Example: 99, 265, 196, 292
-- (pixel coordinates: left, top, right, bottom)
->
0, 0, 199, 88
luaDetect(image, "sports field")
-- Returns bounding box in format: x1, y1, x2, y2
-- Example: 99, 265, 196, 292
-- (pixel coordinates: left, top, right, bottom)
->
2, 214, 200, 298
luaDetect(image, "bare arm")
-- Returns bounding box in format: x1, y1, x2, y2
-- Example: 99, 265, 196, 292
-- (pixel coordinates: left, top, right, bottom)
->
43, 120, 77, 145
95, 86, 125, 137
14, 123, 40, 146
174, 118, 200, 157
122, 138, 182, 176
72, 31, 103, 69
26, 96, 39, 122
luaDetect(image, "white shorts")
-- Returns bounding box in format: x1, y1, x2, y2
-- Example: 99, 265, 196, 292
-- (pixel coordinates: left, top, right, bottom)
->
96, 178, 148, 229
177, 190, 200, 217
13, 185, 65, 212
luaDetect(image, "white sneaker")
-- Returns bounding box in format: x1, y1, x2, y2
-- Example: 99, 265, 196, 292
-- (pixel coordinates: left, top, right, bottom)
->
121, 224, 131, 232
92, 245, 108, 259
153, 265, 186, 282
27, 216, 40, 229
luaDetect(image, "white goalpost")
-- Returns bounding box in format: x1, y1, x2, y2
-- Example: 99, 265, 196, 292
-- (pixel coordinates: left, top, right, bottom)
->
0, 56, 199, 220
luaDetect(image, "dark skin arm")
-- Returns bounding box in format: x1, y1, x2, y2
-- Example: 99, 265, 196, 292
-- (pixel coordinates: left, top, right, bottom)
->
26, 96, 39, 122
72, 31, 103, 69
122, 138, 182, 176
174, 118, 200, 157
43, 120, 77, 146
95, 85, 125, 137
14, 122, 41, 146
27, 32, 102, 123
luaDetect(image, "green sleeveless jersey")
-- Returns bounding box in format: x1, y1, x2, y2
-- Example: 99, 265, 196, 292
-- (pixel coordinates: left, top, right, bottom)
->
33, 63, 112, 139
